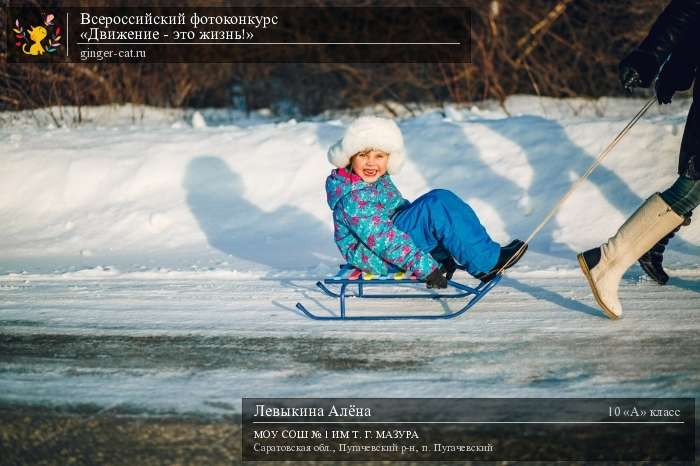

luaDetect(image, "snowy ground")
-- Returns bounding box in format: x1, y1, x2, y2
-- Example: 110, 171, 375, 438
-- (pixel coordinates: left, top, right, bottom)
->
1, 96, 699, 417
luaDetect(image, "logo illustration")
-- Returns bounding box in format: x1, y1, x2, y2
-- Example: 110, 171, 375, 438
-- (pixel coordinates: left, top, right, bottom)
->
13, 14, 62, 56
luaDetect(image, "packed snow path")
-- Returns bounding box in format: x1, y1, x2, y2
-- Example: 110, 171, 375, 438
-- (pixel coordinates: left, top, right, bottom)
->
1, 271, 698, 415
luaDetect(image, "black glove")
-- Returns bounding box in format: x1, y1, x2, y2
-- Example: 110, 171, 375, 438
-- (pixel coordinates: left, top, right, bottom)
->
654, 51, 696, 105
655, 76, 675, 104
619, 50, 659, 90
619, 66, 642, 91
425, 268, 448, 289
439, 257, 458, 281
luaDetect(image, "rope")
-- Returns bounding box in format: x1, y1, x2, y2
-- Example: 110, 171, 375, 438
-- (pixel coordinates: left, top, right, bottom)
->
495, 96, 657, 277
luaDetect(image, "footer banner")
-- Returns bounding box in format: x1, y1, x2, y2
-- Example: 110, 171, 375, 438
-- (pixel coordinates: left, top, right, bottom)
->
242, 398, 694, 462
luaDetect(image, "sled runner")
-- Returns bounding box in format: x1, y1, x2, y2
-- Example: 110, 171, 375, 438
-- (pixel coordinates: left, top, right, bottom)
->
295, 264, 502, 320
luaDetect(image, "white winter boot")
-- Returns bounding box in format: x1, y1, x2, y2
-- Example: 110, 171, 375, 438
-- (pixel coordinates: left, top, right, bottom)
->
577, 194, 685, 319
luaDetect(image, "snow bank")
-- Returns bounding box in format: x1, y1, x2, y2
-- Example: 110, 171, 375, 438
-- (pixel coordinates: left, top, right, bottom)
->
1, 97, 698, 276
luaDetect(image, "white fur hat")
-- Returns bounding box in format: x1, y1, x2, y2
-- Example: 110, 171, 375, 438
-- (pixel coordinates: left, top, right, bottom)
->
327, 116, 406, 173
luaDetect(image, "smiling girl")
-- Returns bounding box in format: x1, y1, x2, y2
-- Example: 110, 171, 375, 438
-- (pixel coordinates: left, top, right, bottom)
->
325, 116, 526, 288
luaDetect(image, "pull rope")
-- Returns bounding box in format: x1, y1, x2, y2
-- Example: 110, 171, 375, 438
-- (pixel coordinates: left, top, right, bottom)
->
495, 96, 657, 277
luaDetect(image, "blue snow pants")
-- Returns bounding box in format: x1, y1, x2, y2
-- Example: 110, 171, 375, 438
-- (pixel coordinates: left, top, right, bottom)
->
392, 189, 501, 276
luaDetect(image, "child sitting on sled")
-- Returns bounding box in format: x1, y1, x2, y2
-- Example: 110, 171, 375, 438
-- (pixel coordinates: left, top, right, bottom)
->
325, 116, 527, 289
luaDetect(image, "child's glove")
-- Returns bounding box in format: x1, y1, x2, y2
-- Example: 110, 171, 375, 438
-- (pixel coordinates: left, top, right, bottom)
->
439, 257, 457, 281
425, 268, 448, 289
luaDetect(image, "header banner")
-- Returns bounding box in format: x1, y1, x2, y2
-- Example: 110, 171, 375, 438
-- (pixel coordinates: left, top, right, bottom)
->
6, 6, 471, 63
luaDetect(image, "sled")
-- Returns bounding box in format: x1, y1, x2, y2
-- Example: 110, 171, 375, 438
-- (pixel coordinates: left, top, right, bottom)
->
295, 264, 502, 320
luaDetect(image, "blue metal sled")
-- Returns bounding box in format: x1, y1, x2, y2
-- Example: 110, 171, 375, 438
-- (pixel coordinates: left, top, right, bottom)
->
295, 265, 502, 320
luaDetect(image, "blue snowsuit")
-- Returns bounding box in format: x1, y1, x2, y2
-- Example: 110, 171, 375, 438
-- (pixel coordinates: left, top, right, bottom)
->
325, 168, 500, 278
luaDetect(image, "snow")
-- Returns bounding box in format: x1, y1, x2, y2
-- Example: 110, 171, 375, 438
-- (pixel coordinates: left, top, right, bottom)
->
1, 96, 698, 416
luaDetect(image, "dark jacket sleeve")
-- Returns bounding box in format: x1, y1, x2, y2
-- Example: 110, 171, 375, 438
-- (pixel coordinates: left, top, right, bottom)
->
659, 40, 697, 91
637, 0, 700, 67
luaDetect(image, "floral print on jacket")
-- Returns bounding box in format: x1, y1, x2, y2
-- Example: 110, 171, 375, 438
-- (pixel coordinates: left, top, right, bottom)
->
325, 168, 438, 278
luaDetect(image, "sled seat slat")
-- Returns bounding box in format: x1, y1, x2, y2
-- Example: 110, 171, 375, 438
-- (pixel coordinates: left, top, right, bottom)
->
325, 265, 419, 284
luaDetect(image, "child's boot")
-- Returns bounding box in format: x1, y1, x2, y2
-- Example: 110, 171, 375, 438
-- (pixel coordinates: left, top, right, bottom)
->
474, 239, 528, 282
577, 194, 685, 319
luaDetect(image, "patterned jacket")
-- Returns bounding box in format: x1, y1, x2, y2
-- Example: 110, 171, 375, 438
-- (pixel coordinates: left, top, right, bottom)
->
325, 168, 439, 278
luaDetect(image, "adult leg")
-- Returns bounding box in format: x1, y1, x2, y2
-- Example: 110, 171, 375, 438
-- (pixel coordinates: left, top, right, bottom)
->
392, 189, 500, 277
639, 176, 699, 283
577, 193, 685, 319
659, 175, 700, 216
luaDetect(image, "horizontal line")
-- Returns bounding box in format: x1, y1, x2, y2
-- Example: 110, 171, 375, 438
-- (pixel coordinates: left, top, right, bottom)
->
252, 421, 684, 424
75, 42, 461, 45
